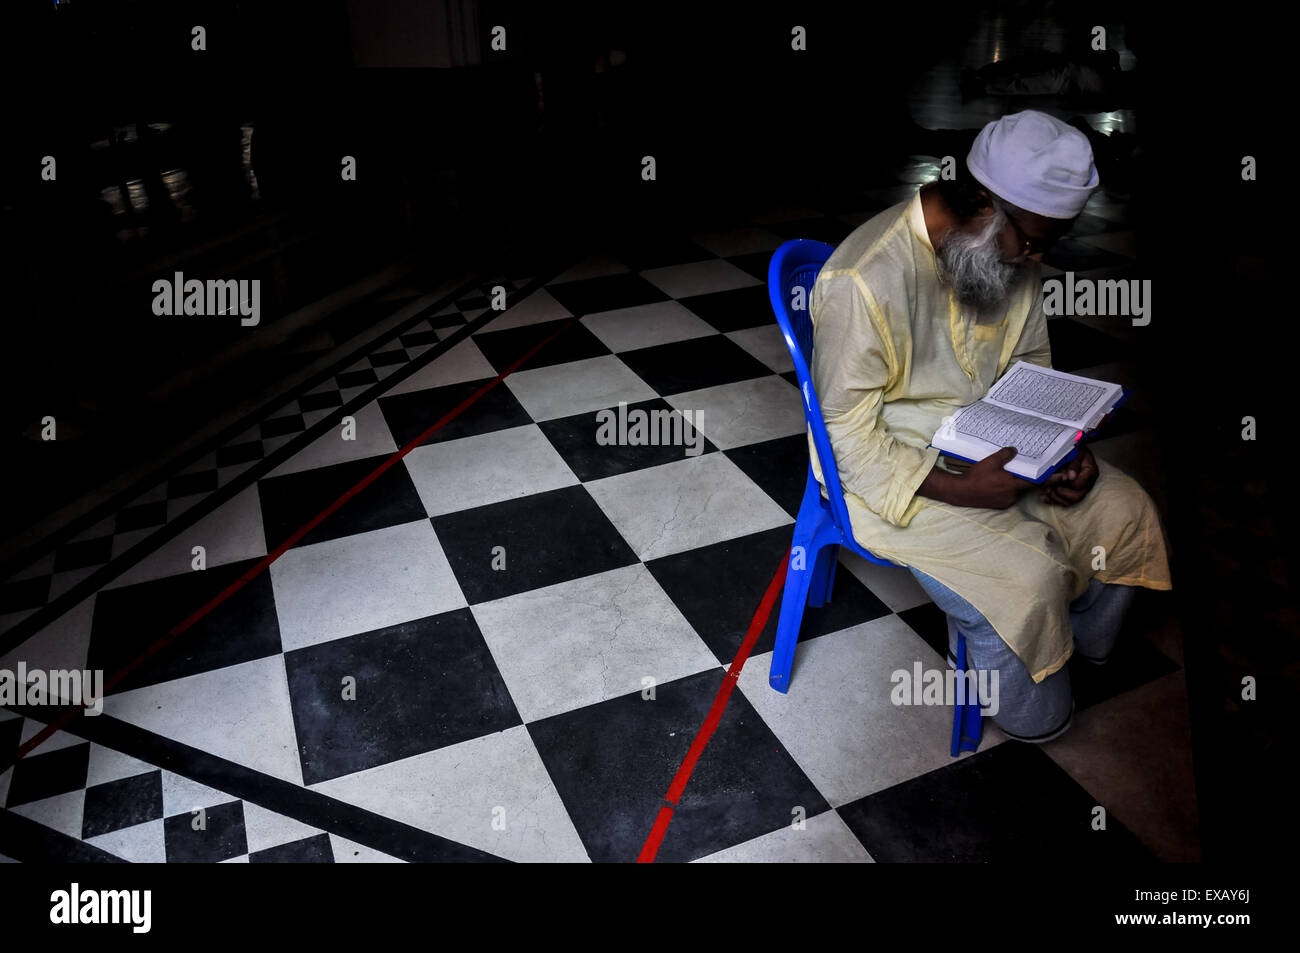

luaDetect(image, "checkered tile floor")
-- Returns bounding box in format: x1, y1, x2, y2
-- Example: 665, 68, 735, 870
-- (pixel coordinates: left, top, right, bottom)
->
0, 176, 1196, 863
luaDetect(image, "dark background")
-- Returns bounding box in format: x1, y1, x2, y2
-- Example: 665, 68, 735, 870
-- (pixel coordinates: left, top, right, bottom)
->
0, 0, 1292, 863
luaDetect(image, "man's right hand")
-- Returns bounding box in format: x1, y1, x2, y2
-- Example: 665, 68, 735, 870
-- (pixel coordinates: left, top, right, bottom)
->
955, 447, 1037, 508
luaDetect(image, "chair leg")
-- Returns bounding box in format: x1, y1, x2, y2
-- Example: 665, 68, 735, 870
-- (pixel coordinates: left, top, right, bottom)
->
950, 631, 983, 756
808, 544, 838, 608
769, 543, 819, 693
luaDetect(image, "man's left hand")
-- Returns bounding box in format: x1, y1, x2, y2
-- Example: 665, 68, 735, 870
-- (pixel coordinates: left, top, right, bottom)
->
1040, 445, 1098, 506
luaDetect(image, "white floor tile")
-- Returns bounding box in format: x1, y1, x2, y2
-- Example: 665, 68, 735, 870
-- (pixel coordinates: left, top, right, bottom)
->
667, 376, 805, 450
585, 453, 792, 561
725, 326, 796, 374
241, 801, 325, 854
581, 301, 718, 353
384, 337, 497, 396
329, 834, 406, 863
471, 563, 718, 722
639, 259, 761, 298
86, 744, 157, 788
9, 790, 83, 840
736, 615, 1004, 807
265, 403, 397, 478
837, 551, 932, 613
86, 818, 166, 863
106, 486, 267, 588
504, 354, 658, 422
270, 520, 466, 650
403, 425, 578, 518
105, 656, 304, 786
0, 595, 95, 675
477, 288, 572, 333
311, 725, 590, 863
693, 809, 873, 862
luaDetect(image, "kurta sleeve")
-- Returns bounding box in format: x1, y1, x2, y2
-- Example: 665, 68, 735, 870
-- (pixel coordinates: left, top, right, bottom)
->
1007, 285, 1053, 369
809, 272, 941, 527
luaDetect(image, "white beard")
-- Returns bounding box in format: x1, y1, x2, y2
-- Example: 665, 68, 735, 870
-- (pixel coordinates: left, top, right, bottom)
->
935, 204, 1027, 316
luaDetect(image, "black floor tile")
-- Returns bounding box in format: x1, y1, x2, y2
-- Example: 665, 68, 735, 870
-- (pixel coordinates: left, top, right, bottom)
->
215, 440, 263, 468
838, 741, 1157, 862
897, 601, 951, 662
299, 390, 344, 413
725, 252, 777, 283
431, 486, 639, 604
544, 273, 671, 317
378, 377, 534, 449
528, 668, 831, 862
646, 525, 890, 663
0, 576, 50, 614
89, 559, 283, 693
52, 536, 113, 574
618, 335, 773, 396
472, 318, 610, 374
676, 285, 773, 332
257, 454, 428, 550
167, 470, 219, 499
260, 414, 304, 439
1068, 599, 1182, 712
5, 742, 90, 808
116, 501, 168, 533
0, 717, 23, 768
82, 770, 164, 839
163, 800, 247, 863
724, 433, 811, 519
250, 832, 334, 863
336, 368, 379, 390
537, 398, 719, 482
283, 609, 522, 784
399, 326, 442, 349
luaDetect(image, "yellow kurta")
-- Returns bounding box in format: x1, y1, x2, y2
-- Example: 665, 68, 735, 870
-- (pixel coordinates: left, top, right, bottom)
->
807, 190, 1172, 682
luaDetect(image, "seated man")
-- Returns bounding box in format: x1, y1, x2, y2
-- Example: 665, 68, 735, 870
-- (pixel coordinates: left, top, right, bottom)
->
808, 110, 1171, 742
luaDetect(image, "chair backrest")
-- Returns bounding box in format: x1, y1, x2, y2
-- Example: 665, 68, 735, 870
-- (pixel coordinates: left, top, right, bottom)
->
767, 239, 857, 536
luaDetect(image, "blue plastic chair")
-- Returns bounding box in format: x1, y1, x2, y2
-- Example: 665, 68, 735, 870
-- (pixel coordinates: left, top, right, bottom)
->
765, 239, 981, 756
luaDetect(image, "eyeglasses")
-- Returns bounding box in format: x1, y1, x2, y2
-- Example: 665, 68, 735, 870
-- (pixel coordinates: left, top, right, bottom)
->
1004, 212, 1065, 259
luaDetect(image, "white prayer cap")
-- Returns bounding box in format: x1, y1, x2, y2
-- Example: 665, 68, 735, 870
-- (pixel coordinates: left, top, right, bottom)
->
966, 110, 1100, 219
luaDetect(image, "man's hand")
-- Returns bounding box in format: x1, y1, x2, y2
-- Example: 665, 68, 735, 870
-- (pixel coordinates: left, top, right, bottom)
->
956, 446, 1039, 508
920, 447, 1037, 509
1039, 445, 1098, 506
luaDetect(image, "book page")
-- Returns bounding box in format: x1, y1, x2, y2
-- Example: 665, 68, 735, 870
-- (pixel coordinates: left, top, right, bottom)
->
951, 401, 1071, 461
985, 362, 1117, 429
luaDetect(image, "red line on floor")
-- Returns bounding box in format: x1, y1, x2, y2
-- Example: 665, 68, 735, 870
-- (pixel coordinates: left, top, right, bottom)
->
4, 315, 583, 772
636, 545, 790, 862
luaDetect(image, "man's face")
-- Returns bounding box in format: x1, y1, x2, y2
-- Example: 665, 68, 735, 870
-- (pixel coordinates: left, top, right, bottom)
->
936, 194, 1071, 314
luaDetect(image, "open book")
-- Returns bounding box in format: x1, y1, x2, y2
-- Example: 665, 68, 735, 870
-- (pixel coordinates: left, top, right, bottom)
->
929, 362, 1127, 483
